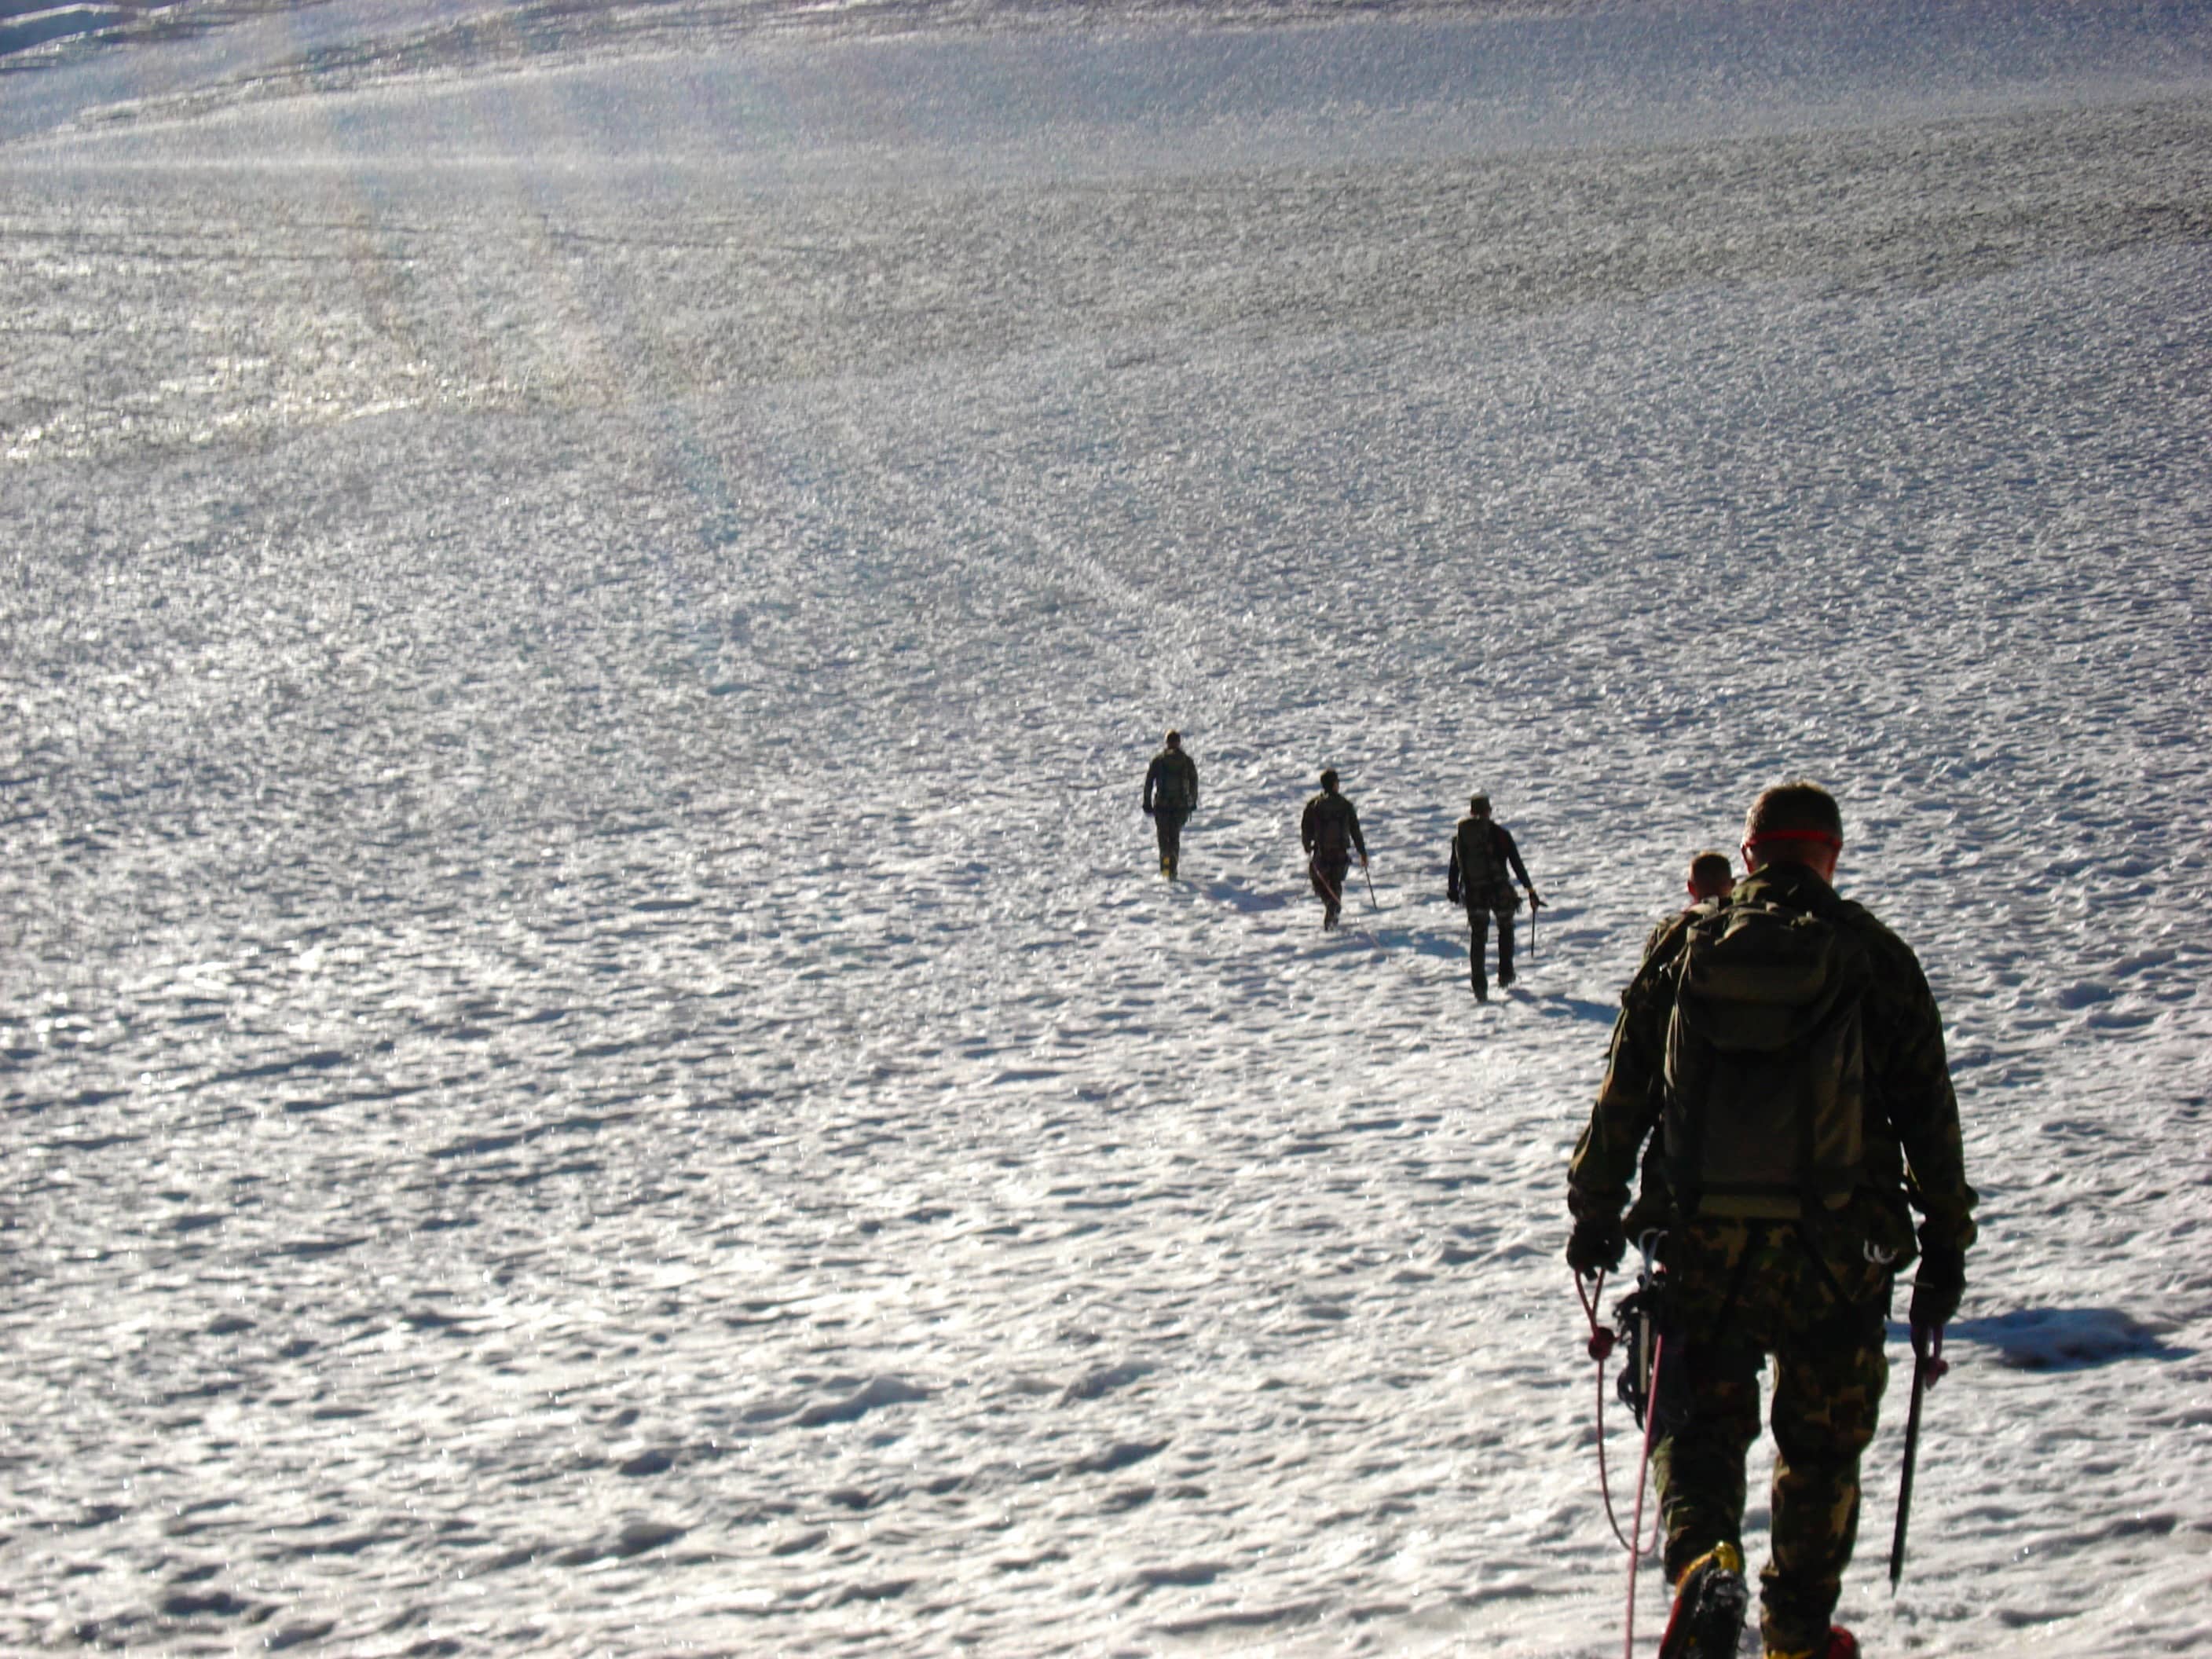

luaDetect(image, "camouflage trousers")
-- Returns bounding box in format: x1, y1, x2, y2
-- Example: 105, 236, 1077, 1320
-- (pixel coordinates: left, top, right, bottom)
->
1650, 1220, 1892, 1655
1463, 892, 1518, 982
1309, 851, 1352, 915
1152, 808, 1189, 875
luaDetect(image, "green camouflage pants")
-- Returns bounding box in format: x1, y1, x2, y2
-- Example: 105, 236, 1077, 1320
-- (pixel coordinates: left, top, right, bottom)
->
1463, 881, 1518, 983
1651, 1220, 1891, 1654
1153, 808, 1189, 874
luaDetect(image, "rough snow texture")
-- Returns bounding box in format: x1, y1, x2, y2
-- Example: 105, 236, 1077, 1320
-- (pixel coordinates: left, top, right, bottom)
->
5, 2, 2211, 1655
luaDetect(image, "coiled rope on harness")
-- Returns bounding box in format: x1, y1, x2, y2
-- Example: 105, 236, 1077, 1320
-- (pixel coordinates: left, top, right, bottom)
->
1578, 1236, 1673, 1659
1575, 1269, 1664, 1559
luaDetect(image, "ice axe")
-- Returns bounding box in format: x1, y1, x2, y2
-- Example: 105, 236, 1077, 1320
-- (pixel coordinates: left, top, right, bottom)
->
1888, 1325, 1949, 1589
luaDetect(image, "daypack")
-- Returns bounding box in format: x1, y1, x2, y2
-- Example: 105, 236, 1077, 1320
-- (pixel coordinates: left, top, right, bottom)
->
1307, 793, 1357, 854
1457, 819, 1500, 885
1152, 752, 1196, 813
1454, 817, 1517, 899
1661, 895, 1870, 1222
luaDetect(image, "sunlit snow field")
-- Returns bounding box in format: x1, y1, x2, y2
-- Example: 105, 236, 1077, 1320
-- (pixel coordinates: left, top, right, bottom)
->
5, 1, 2212, 1654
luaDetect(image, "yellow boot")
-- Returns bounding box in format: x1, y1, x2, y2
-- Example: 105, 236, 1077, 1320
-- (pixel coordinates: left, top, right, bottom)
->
1657, 1542, 1747, 1659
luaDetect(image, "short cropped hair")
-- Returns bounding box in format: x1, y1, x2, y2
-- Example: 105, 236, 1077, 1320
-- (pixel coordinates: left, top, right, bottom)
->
1688, 851, 1734, 895
1743, 780, 1844, 849
1165, 730, 1181, 749
1320, 768, 1339, 791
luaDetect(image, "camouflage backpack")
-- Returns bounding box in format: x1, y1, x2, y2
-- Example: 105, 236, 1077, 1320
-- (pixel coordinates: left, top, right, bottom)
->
1661, 895, 1871, 1222
1152, 752, 1195, 813
1455, 818, 1502, 888
1307, 793, 1356, 852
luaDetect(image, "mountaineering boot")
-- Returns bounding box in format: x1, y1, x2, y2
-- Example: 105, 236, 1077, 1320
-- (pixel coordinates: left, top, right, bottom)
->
1472, 969, 1488, 1002
1497, 960, 1515, 988
1324, 904, 1339, 931
1767, 1628, 1858, 1659
1657, 1542, 1748, 1659
1496, 926, 1515, 988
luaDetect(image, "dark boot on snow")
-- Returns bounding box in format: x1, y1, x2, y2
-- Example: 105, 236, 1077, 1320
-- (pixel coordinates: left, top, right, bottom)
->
1657, 1543, 1748, 1659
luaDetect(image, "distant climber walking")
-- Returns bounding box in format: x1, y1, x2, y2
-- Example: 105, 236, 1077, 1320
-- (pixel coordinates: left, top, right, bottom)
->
1300, 769, 1367, 930
1446, 793, 1542, 999
1142, 731, 1200, 880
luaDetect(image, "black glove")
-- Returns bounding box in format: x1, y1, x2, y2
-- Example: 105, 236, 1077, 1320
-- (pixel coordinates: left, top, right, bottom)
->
1566, 1210, 1627, 1277
1909, 1244, 1965, 1334
1142, 804, 1155, 816
1528, 888, 1545, 909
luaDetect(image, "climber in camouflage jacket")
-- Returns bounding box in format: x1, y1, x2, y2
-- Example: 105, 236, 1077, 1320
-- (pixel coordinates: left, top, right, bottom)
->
1142, 731, 1199, 880
1446, 793, 1540, 998
1570, 863, 1976, 1269
1565, 781, 1976, 1659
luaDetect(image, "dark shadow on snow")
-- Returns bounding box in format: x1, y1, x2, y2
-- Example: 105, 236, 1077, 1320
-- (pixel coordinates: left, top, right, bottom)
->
1356, 923, 1463, 961
1899, 1307, 2192, 1371
1201, 877, 1288, 914
1519, 993, 1621, 1024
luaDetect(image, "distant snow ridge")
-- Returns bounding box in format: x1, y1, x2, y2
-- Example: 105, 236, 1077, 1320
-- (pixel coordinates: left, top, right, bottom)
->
0, 0, 199, 59
0, 3, 125, 57
47, 0, 1598, 121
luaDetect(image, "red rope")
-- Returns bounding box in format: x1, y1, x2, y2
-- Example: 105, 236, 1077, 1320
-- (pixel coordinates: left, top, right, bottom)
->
1624, 1329, 1666, 1659
1307, 853, 1343, 910
1576, 1272, 1661, 1558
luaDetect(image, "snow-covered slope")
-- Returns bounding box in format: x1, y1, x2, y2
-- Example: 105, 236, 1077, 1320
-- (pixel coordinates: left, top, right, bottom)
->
5, 2, 2210, 1654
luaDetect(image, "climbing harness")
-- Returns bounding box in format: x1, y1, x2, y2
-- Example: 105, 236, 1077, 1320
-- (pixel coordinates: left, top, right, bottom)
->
1577, 1233, 1671, 1659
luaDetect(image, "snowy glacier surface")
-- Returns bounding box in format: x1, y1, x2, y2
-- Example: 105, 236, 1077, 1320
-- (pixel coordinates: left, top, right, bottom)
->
4, 1, 2212, 1655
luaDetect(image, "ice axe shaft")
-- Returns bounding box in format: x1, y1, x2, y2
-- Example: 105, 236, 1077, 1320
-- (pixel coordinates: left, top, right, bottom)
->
1889, 1328, 1946, 1588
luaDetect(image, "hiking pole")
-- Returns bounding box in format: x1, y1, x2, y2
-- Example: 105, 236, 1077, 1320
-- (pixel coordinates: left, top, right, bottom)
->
1888, 1326, 1948, 1589
1362, 857, 1378, 910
